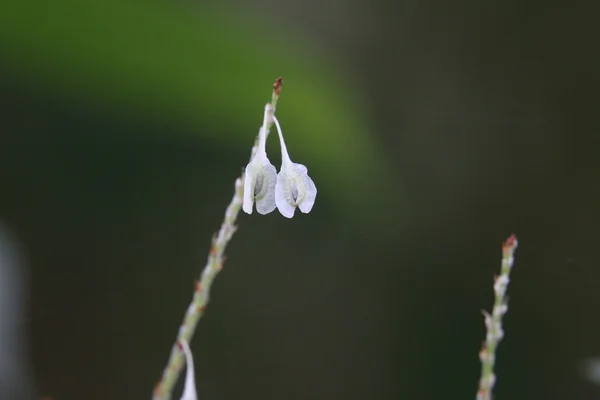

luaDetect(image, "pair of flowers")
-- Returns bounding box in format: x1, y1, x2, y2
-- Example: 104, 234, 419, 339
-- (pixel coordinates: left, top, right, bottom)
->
242, 104, 317, 218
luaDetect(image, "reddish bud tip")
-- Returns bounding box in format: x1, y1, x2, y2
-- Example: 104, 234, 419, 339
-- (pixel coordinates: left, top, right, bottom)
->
503, 234, 517, 250
273, 77, 283, 95
194, 280, 201, 292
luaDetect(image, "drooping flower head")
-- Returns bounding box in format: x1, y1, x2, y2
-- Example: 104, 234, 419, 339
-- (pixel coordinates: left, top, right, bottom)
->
178, 340, 197, 400
242, 104, 277, 215
271, 114, 317, 218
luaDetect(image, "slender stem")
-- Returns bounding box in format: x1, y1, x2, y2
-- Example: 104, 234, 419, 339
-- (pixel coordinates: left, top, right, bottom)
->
271, 114, 291, 166
476, 234, 518, 400
152, 77, 283, 400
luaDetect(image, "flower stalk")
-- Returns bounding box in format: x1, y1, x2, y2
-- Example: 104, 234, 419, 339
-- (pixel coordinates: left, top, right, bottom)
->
476, 234, 518, 400
152, 77, 284, 400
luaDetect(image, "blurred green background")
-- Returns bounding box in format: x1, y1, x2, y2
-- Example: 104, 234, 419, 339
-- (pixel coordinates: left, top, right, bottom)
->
0, 1, 599, 399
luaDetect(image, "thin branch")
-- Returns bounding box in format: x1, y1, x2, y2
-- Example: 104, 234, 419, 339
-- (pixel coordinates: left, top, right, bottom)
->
476, 234, 518, 400
152, 77, 284, 400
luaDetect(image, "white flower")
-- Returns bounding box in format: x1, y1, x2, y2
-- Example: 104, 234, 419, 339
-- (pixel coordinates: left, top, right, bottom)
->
179, 339, 197, 400
271, 114, 317, 218
242, 105, 277, 215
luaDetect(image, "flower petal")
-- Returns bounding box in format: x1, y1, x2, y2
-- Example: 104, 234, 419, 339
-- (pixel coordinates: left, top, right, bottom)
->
275, 162, 317, 217
298, 171, 317, 214
179, 340, 197, 400
295, 163, 308, 174
255, 162, 277, 215
275, 170, 297, 218
242, 162, 257, 214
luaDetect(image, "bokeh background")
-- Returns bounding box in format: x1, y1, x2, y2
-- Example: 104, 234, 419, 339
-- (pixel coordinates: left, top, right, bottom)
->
1, 1, 599, 399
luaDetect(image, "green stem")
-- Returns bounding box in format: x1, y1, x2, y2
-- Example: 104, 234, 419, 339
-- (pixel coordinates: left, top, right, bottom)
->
152, 78, 283, 400
476, 234, 518, 400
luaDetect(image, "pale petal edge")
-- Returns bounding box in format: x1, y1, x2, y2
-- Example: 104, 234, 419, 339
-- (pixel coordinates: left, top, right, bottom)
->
298, 173, 317, 214
242, 164, 255, 214
293, 162, 308, 174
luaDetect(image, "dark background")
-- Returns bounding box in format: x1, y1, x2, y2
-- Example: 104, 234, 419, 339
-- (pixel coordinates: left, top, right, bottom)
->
1, 1, 599, 399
